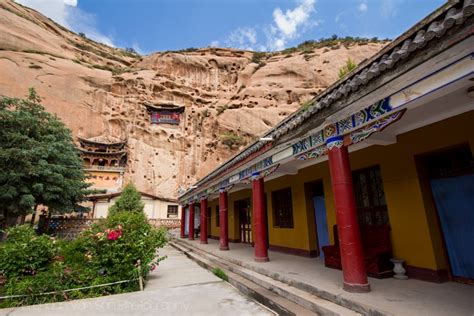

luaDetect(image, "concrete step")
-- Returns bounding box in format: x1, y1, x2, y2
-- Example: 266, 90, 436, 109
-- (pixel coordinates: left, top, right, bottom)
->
172, 239, 386, 315
171, 241, 309, 316
171, 240, 361, 316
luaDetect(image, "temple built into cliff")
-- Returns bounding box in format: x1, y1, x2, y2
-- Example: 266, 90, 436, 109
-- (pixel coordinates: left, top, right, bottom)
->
78, 136, 127, 194
178, 0, 474, 296
144, 102, 185, 125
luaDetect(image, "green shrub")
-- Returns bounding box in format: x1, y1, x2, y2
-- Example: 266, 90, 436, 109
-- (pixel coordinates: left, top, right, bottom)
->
1, 212, 167, 307
301, 99, 313, 111
338, 58, 357, 79
0, 225, 56, 278
220, 131, 244, 149
108, 182, 144, 216
212, 267, 228, 281
77, 211, 167, 280
251, 51, 267, 64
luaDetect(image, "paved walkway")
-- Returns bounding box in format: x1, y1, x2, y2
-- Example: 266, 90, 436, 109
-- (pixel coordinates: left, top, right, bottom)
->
0, 246, 274, 316
179, 238, 474, 316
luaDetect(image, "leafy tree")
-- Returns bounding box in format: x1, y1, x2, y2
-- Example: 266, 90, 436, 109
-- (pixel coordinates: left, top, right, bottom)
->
0, 88, 90, 232
338, 58, 357, 79
124, 47, 138, 55
108, 182, 144, 216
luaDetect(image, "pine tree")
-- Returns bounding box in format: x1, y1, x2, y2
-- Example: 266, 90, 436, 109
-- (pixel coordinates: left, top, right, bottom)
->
108, 182, 144, 216
0, 88, 90, 232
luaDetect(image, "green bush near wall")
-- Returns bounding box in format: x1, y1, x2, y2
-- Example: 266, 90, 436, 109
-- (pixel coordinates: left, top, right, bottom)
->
0, 212, 167, 307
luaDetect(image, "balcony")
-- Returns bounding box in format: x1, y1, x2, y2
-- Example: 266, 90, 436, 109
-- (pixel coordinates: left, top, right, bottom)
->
84, 165, 125, 172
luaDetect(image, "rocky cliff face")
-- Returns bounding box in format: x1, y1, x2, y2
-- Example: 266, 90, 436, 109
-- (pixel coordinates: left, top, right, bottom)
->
0, 0, 387, 198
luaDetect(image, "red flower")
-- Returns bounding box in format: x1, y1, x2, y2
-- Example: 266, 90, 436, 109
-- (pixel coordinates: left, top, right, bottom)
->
107, 227, 123, 241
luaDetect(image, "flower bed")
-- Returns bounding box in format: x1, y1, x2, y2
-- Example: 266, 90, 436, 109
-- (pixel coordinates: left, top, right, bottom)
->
0, 211, 167, 307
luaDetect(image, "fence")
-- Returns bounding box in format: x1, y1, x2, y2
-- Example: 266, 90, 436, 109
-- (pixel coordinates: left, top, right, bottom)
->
40, 217, 181, 239
149, 218, 181, 229
42, 218, 101, 239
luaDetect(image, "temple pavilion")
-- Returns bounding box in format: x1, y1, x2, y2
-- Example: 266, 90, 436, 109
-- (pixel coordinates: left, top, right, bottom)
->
78, 136, 127, 193
144, 102, 185, 125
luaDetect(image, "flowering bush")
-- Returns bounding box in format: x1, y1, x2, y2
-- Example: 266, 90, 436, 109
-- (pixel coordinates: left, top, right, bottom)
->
0, 225, 56, 278
0, 212, 167, 307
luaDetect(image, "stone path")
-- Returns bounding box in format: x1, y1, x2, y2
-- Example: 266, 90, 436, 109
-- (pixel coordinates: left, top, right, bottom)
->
0, 246, 274, 316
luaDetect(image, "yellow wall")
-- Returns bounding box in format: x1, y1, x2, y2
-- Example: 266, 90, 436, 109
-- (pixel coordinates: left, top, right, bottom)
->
87, 171, 121, 189
227, 189, 252, 241
264, 172, 319, 252
222, 111, 473, 271
208, 198, 220, 238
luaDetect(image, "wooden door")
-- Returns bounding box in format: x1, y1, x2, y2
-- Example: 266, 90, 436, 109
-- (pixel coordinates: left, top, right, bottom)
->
236, 199, 252, 244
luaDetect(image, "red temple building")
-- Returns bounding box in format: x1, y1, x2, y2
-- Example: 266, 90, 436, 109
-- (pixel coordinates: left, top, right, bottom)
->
144, 103, 185, 125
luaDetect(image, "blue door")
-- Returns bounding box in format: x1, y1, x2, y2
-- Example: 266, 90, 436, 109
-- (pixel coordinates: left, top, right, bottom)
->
195, 206, 201, 236
184, 206, 189, 236
431, 174, 474, 279
313, 196, 329, 258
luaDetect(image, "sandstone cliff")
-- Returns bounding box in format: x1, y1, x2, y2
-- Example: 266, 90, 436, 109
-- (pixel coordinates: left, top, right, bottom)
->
0, 0, 387, 198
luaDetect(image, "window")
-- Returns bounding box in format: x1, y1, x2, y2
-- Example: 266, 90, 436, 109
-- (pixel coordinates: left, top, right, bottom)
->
352, 166, 389, 226
272, 188, 294, 228
216, 205, 220, 227
167, 205, 178, 218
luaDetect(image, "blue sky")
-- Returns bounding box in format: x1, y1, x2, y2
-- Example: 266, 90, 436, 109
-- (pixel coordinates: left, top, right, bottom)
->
16, 0, 445, 54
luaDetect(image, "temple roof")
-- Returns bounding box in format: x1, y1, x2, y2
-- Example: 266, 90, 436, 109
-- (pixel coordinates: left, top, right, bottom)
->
87, 191, 177, 203
78, 136, 126, 146
79, 149, 127, 156
143, 102, 185, 112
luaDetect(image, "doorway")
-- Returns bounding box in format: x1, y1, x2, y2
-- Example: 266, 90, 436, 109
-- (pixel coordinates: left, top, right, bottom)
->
306, 181, 329, 257
184, 206, 189, 236
236, 199, 252, 244
421, 144, 474, 282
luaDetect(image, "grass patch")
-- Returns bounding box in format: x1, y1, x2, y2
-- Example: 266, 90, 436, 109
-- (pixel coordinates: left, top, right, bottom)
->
212, 267, 228, 282
216, 104, 229, 115
338, 58, 357, 79
301, 99, 313, 111
22, 50, 64, 59
92, 64, 129, 75
220, 131, 244, 149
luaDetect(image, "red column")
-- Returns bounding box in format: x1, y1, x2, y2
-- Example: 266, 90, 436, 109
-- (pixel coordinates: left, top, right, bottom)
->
188, 203, 195, 240
252, 174, 269, 262
219, 190, 229, 250
200, 198, 208, 244
327, 139, 370, 293
180, 205, 186, 238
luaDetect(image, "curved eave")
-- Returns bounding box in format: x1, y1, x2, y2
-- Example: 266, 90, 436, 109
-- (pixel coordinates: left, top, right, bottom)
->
79, 149, 127, 156
77, 137, 126, 147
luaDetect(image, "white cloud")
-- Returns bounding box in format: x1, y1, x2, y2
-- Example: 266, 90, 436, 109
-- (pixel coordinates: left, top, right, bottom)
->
131, 43, 145, 55
273, 0, 315, 38
16, 0, 76, 27
225, 27, 258, 50
16, 0, 115, 46
358, 1, 368, 13
221, 0, 317, 52
380, 0, 398, 18
209, 40, 220, 48
266, 0, 316, 50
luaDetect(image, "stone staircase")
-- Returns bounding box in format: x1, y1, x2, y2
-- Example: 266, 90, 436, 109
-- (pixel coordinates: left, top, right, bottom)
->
170, 239, 363, 316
